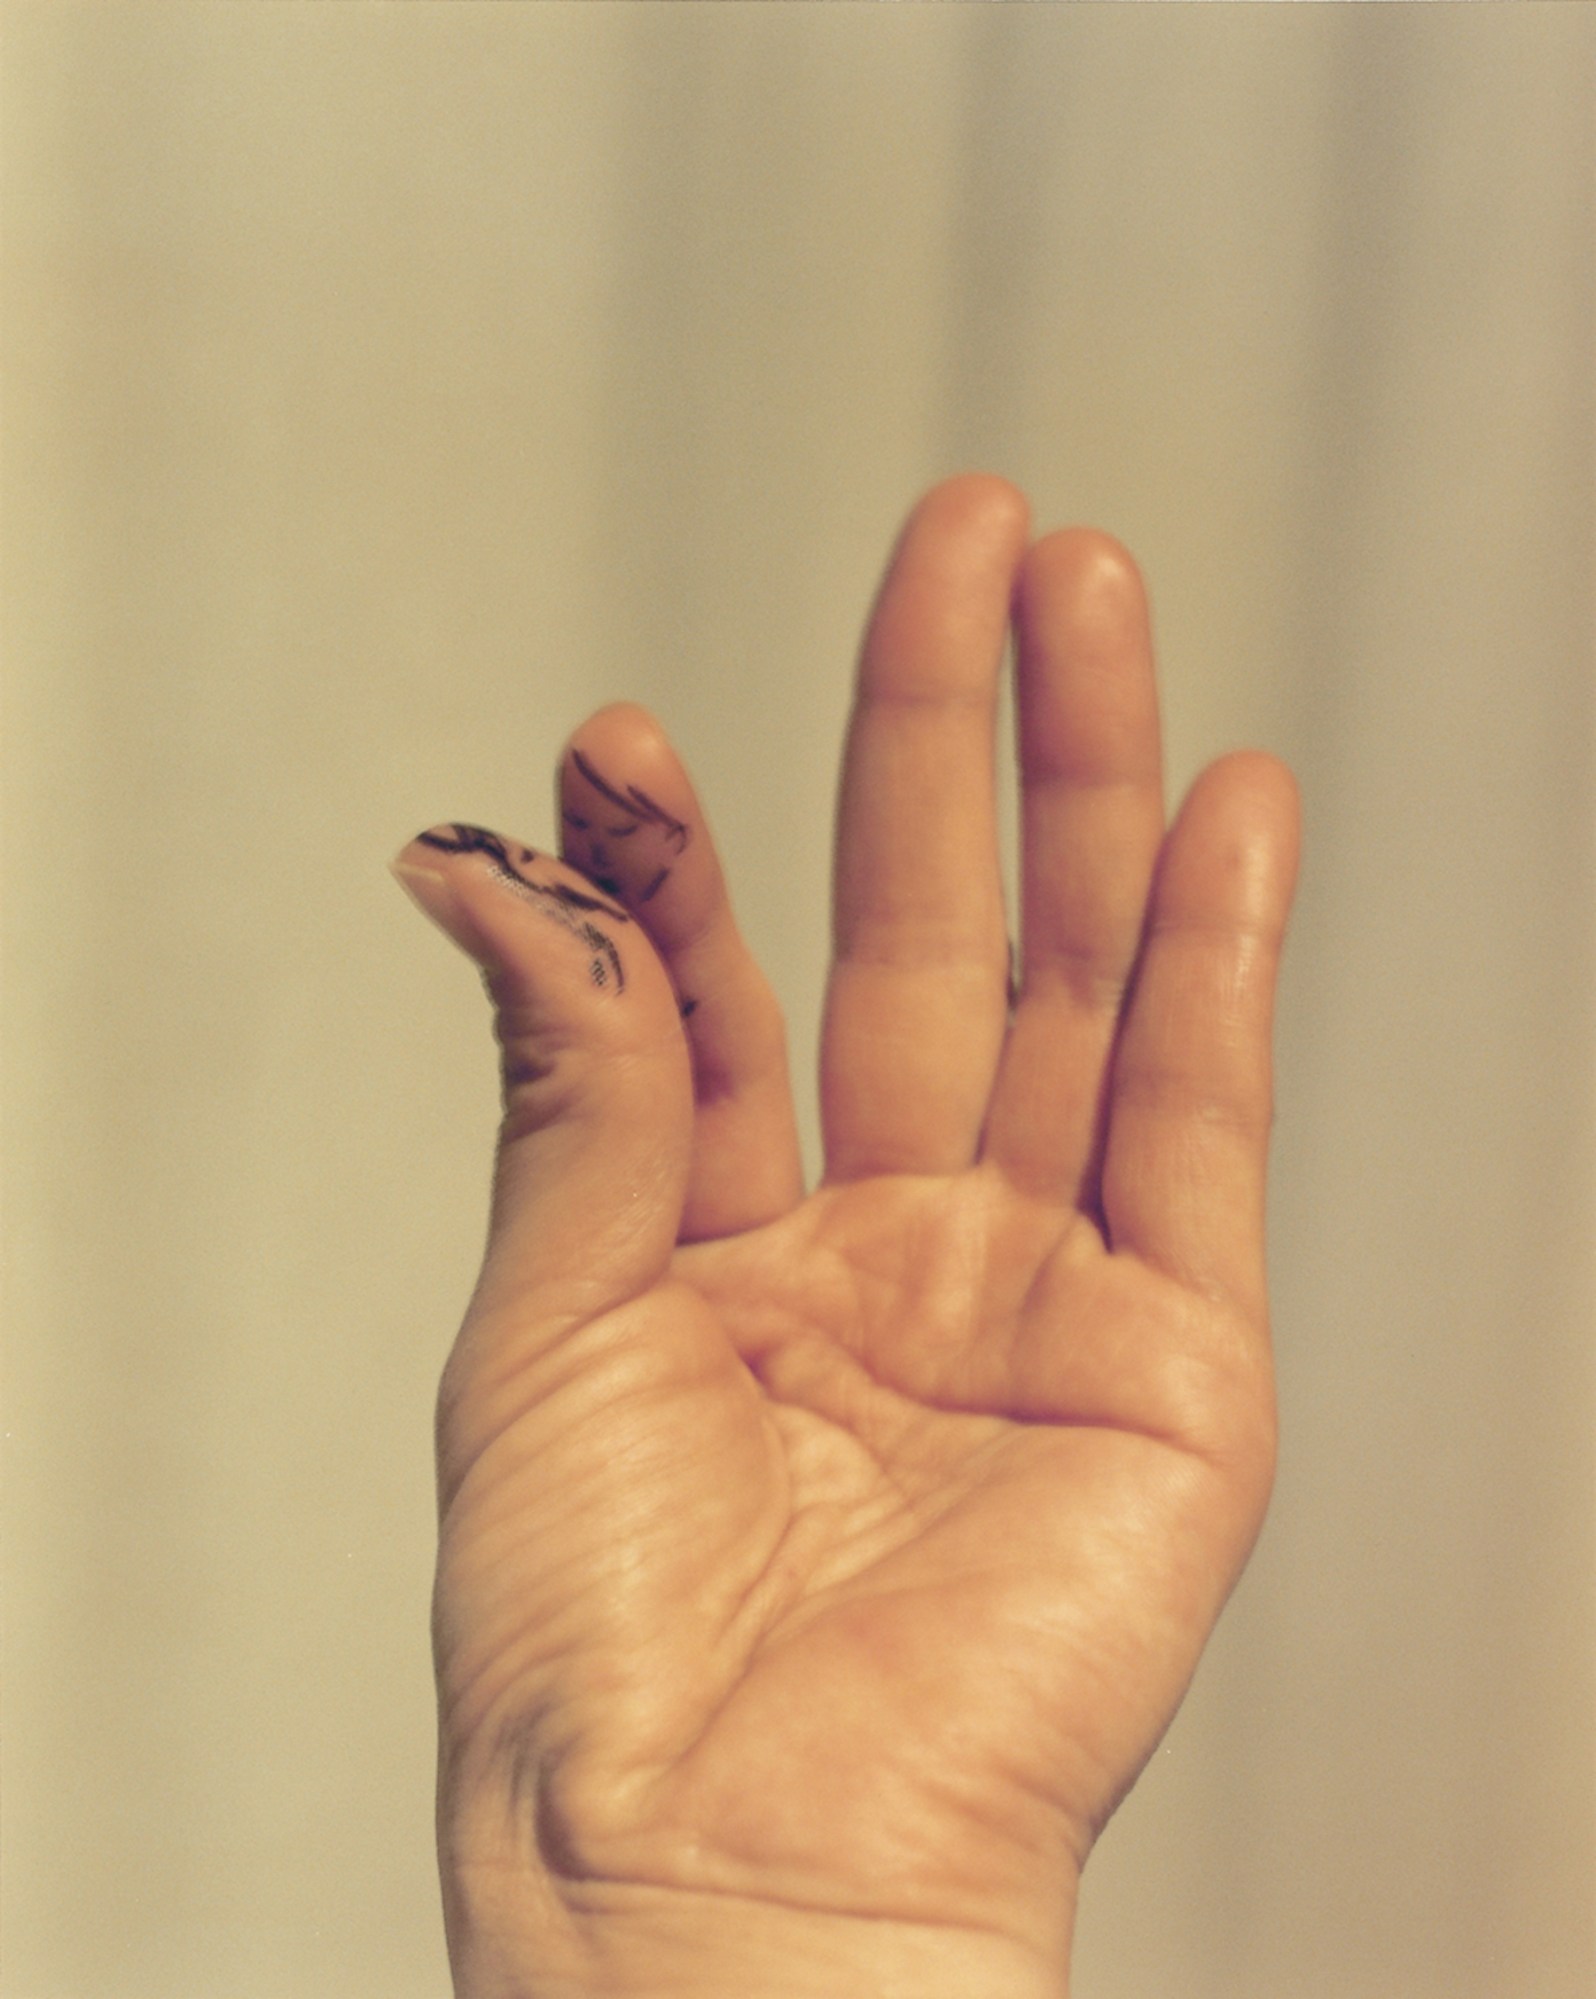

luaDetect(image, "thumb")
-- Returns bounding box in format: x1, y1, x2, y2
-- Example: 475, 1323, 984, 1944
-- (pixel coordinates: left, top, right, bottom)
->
392, 822, 694, 1333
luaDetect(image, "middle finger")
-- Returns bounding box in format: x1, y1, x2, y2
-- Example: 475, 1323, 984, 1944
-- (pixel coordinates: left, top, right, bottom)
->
820, 475, 1029, 1181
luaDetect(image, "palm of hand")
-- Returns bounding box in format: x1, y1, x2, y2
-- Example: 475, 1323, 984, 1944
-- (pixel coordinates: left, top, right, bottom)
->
437, 1170, 1269, 1945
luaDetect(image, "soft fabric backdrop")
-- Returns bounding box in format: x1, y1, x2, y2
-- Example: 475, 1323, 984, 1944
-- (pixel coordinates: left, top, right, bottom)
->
4, 5, 1590, 1996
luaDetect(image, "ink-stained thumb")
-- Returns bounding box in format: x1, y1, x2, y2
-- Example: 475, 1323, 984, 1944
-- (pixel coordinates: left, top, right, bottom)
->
392, 822, 695, 1328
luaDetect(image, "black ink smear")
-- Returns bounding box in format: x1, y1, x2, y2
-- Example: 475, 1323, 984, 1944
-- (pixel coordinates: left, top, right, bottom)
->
418, 825, 630, 921
417, 823, 628, 992
679, 997, 699, 1020
565, 749, 694, 910
584, 926, 621, 989
570, 748, 690, 853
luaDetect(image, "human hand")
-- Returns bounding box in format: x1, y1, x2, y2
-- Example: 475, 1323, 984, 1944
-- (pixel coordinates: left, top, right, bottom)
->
393, 477, 1301, 1998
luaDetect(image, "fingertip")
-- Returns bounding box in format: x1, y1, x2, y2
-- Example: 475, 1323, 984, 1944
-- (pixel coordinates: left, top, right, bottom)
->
948, 469, 1031, 526
925, 471, 1032, 550
1017, 527, 1150, 636
1175, 752, 1303, 928
860, 477, 1033, 713
562, 700, 670, 766
1195, 746, 1300, 811
391, 823, 661, 1031
558, 713, 704, 939
1010, 527, 1162, 802
390, 835, 492, 962
883, 475, 1031, 582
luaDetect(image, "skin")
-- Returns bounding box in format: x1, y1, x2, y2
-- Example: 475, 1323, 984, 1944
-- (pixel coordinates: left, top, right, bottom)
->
393, 476, 1302, 1998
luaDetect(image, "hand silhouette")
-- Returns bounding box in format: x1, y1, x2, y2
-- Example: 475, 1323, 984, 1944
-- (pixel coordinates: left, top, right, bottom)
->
393, 477, 1301, 1998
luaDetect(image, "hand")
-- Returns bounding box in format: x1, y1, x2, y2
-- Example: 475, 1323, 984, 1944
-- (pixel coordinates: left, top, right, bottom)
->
393, 476, 1301, 1998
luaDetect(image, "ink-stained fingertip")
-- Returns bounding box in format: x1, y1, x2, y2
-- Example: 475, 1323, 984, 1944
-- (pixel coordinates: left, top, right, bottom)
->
390, 849, 487, 961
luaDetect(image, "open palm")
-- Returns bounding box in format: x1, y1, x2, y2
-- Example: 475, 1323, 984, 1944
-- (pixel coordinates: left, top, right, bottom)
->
396, 478, 1300, 1996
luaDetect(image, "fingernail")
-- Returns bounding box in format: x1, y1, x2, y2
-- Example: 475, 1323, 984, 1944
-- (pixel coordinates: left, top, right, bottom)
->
391, 854, 452, 916
390, 836, 485, 958
391, 856, 448, 888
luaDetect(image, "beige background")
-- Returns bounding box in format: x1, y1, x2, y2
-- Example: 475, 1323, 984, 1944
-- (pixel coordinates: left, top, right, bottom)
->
3, 5, 1591, 1996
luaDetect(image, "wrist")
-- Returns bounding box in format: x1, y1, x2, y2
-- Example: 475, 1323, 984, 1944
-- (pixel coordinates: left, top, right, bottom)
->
444, 1866, 1071, 1999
